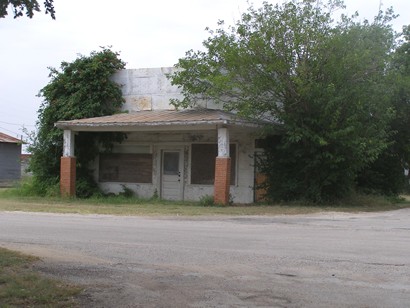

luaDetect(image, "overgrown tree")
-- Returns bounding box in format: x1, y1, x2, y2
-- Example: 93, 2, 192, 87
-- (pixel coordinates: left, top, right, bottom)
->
28, 47, 126, 197
0, 0, 55, 19
357, 25, 410, 195
170, 0, 397, 202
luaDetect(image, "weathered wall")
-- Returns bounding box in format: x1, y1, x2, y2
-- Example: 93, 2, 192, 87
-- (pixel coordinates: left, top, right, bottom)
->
105, 68, 257, 203
111, 68, 220, 112
0, 142, 21, 183
93, 129, 257, 203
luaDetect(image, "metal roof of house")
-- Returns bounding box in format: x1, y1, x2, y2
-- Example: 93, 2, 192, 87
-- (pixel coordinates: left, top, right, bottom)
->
55, 109, 265, 131
0, 132, 21, 143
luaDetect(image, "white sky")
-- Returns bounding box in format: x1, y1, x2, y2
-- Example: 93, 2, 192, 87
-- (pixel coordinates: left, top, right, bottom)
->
0, 0, 409, 140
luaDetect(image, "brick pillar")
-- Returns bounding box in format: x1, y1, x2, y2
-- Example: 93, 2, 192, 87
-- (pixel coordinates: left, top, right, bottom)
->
60, 157, 76, 197
214, 157, 231, 205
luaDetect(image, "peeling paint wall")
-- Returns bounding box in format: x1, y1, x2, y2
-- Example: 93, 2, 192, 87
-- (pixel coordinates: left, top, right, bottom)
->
111, 68, 218, 111
95, 129, 257, 203
111, 67, 181, 112
105, 68, 258, 203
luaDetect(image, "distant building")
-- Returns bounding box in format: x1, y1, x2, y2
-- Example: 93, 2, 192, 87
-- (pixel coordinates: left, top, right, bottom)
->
0, 132, 22, 186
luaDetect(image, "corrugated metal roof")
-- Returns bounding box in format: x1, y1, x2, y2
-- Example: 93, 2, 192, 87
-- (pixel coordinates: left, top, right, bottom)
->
0, 132, 21, 143
55, 109, 264, 130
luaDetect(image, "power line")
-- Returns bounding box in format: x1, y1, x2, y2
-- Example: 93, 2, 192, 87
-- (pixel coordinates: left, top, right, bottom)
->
0, 126, 21, 137
0, 120, 35, 127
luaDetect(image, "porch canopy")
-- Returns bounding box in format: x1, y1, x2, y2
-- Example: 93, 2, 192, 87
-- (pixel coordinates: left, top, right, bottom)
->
55, 109, 264, 204
55, 109, 262, 132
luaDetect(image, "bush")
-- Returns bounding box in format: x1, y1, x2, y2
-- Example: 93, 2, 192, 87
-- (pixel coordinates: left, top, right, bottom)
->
11, 177, 58, 197
199, 195, 215, 206
44, 182, 60, 197
150, 189, 159, 200
119, 185, 135, 198
75, 177, 100, 198
357, 150, 407, 196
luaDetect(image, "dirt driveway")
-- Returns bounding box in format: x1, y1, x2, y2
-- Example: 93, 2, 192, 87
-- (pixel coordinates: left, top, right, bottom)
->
1, 210, 409, 307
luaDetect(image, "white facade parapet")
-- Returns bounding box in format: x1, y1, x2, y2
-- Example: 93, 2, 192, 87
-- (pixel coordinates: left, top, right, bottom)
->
111, 67, 220, 112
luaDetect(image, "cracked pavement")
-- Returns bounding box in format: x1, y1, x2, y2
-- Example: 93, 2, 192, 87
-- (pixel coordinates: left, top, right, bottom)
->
0, 209, 409, 307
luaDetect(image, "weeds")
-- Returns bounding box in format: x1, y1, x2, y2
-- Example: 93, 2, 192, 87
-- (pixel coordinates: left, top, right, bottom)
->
1, 180, 410, 216
119, 185, 135, 198
199, 195, 215, 206
0, 247, 81, 307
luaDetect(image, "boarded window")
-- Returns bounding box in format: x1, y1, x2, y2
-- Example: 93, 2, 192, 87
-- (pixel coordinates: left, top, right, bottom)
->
254, 151, 267, 202
191, 144, 236, 185
99, 153, 152, 183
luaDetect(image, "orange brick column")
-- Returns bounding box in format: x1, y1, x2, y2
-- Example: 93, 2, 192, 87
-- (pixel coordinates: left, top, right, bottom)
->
60, 157, 76, 197
214, 157, 231, 205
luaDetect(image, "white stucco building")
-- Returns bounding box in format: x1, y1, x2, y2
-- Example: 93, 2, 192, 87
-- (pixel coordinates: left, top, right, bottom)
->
56, 68, 266, 204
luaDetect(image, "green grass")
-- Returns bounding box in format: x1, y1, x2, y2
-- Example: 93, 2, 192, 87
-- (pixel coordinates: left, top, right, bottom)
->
0, 247, 81, 307
0, 187, 409, 216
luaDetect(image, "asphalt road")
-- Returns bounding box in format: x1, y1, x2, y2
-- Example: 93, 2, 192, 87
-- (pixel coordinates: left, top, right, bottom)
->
0, 210, 409, 307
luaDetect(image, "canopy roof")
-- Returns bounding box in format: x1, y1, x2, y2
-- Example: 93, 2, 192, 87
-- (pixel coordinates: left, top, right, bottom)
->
55, 109, 266, 132
0, 132, 21, 143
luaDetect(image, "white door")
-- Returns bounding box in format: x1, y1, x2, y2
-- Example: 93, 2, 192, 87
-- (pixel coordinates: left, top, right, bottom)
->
161, 150, 183, 200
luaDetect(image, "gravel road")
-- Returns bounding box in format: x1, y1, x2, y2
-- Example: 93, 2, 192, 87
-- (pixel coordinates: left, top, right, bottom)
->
0, 210, 409, 307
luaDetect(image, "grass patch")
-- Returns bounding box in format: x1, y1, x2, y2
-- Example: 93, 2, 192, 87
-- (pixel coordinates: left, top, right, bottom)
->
0, 247, 81, 307
0, 187, 409, 216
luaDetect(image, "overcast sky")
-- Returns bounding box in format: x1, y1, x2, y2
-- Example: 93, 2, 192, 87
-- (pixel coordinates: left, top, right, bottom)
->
0, 0, 409, 140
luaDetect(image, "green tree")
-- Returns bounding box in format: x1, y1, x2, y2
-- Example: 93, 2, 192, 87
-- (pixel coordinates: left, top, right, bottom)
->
28, 47, 126, 197
170, 0, 397, 202
357, 25, 410, 195
392, 25, 410, 182
0, 0, 55, 19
